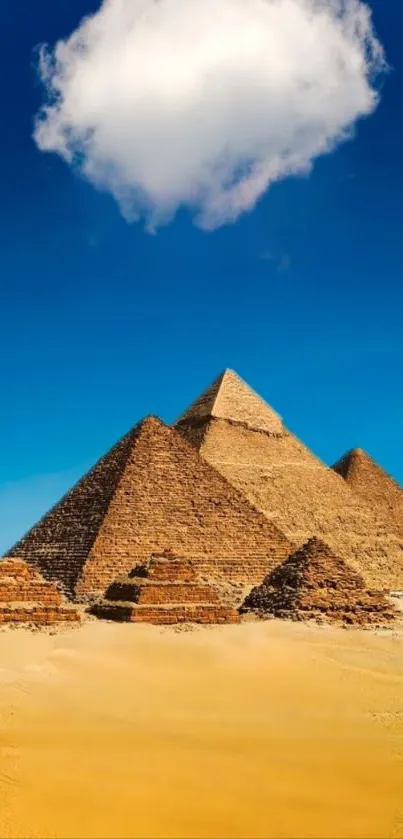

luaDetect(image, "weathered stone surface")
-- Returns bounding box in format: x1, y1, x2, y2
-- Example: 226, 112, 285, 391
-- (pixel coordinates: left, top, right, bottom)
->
6, 433, 136, 596
178, 369, 283, 434
241, 538, 397, 626
91, 602, 239, 625
7, 417, 291, 603
176, 371, 403, 591
92, 554, 240, 625
105, 578, 221, 606
333, 448, 403, 539
0, 558, 80, 625
129, 553, 279, 585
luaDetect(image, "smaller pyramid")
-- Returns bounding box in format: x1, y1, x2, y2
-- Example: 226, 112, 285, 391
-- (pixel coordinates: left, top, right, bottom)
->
91, 553, 240, 625
177, 369, 283, 435
241, 538, 396, 626
0, 558, 80, 625
333, 449, 403, 538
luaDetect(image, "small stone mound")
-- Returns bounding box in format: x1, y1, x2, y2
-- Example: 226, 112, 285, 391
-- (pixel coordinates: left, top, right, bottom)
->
91, 554, 240, 625
0, 558, 80, 625
241, 538, 397, 627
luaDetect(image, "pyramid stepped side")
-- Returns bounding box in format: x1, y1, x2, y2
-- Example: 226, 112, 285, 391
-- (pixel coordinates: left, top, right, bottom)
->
92, 603, 239, 625
76, 418, 292, 602
91, 556, 240, 625
6, 427, 141, 597
242, 538, 397, 626
118, 554, 279, 585
176, 376, 403, 590
0, 559, 80, 625
333, 449, 403, 539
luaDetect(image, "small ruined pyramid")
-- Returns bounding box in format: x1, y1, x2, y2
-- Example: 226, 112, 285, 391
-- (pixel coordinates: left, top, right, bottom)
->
333, 448, 403, 539
0, 558, 80, 625
92, 553, 240, 625
242, 537, 396, 626
7, 416, 291, 605
175, 369, 403, 591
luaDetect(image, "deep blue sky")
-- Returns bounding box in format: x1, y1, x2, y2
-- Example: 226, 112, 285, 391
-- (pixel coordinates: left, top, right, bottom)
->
0, 1, 402, 552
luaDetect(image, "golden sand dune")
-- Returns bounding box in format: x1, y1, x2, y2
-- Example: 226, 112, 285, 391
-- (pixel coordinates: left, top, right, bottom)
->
0, 620, 403, 839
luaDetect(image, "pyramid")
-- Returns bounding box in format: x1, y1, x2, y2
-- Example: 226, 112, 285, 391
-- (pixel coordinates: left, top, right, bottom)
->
241, 538, 397, 626
91, 553, 240, 624
7, 416, 292, 604
0, 558, 80, 625
333, 449, 403, 539
179, 369, 284, 435
175, 370, 403, 591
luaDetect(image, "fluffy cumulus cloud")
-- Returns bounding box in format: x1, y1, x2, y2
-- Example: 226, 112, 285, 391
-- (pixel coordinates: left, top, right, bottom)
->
34, 0, 385, 230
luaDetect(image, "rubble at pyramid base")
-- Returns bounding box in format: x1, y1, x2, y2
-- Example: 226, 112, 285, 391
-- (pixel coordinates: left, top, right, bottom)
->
91, 603, 239, 625
0, 559, 80, 626
242, 538, 397, 627
242, 594, 397, 627
0, 607, 80, 625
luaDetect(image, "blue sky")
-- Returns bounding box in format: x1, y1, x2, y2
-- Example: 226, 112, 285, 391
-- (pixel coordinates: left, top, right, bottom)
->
0, 0, 402, 553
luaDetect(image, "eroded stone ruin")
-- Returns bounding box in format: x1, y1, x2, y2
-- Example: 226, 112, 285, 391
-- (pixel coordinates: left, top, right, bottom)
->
4, 368, 403, 626
241, 537, 397, 626
0, 558, 80, 626
91, 553, 240, 624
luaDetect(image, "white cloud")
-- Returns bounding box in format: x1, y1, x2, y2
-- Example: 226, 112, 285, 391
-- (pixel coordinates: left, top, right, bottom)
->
33, 0, 385, 231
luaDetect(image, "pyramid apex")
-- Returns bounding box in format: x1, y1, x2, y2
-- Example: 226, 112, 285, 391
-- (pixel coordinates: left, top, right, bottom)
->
332, 447, 372, 480
176, 369, 283, 435
303, 536, 332, 552
138, 414, 164, 428
348, 447, 367, 460
134, 415, 169, 436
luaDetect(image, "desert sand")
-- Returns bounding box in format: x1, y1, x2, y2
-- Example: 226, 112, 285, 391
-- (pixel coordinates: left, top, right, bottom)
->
0, 619, 403, 839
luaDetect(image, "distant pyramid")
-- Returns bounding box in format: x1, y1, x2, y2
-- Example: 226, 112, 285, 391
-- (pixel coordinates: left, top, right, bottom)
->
333, 449, 403, 539
241, 537, 396, 626
7, 416, 291, 603
0, 558, 79, 625
175, 371, 403, 591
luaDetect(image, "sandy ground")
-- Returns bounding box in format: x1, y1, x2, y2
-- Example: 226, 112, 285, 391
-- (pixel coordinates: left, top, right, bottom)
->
0, 619, 403, 839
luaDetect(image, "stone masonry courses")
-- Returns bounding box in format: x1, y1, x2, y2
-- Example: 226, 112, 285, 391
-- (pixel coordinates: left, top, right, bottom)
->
91, 553, 240, 624
0, 558, 80, 625
7, 416, 292, 605
175, 369, 403, 591
241, 537, 397, 627
333, 448, 403, 540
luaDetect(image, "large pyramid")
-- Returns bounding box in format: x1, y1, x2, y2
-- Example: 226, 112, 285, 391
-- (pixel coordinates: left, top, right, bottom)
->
7, 416, 291, 603
333, 448, 403, 539
176, 370, 403, 590
241, 538, 396, 626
